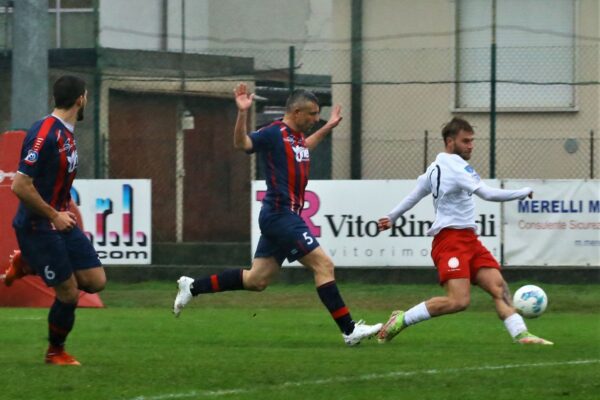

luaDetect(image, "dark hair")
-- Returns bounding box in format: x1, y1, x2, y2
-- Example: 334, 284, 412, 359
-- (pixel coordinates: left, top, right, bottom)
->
285, 89, 319, 112
53, 75, 86, 109
441, 117, 474, 145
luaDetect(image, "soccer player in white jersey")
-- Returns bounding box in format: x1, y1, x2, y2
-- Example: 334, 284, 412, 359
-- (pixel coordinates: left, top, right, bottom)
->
377, 117, 552, 345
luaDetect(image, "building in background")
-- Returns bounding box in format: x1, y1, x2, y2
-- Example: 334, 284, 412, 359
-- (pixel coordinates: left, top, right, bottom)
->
0, 0, 598, 245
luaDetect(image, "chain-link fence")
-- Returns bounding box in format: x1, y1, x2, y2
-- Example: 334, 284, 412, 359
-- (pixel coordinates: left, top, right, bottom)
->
1, 0, 599, 245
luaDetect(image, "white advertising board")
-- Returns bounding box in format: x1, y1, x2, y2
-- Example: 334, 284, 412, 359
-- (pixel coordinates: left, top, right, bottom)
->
251, 180, 501, 267
504, 180, 600, 266
71, 180, 152, 265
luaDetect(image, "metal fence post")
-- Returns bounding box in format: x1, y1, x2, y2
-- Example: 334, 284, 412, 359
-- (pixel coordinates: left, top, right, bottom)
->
591, 130, 595, 179
289, 45, 295, 94
423, 130, 429, 172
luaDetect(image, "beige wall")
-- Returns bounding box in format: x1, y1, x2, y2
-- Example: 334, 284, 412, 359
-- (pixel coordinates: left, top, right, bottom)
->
332, 0, 600, 179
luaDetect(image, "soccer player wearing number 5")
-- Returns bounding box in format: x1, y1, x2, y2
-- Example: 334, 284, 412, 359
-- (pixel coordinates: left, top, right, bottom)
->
174, 83, 382, 346
377, 117, 552, 345
11, 76, 106, 365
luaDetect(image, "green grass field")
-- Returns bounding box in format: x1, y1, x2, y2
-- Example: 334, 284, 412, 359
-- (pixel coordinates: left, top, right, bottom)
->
1, 281, 599, 400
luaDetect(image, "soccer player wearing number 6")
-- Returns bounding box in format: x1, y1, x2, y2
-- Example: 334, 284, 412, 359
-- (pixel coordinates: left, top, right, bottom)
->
11, 76, 106, 365
377, 117, 552, 345
174, 83, 381, 346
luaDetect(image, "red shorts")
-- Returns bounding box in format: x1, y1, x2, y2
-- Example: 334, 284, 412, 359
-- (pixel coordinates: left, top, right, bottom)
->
431, 228, 500, 285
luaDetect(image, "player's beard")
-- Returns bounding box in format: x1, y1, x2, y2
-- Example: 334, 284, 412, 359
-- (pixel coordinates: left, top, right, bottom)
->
77, 106, 85, 122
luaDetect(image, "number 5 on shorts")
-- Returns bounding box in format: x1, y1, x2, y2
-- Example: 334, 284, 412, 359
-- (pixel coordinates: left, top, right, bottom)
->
303, 232, 314, 245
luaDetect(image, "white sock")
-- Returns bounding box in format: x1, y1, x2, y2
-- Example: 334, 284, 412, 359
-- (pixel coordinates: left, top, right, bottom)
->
403, 302, 431, 326
504, 313, 528, 338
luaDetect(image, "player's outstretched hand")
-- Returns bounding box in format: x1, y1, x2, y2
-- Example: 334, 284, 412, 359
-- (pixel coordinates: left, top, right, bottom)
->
528, 191, 534, 199
326, 104, 343, 130
234, 83, 255, 112
378, 216, 392, 231
51, 211, 77, 231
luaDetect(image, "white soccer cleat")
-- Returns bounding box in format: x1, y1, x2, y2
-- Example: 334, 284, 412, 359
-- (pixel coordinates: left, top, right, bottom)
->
173, 276, 194, 317
343, 320, 383, 346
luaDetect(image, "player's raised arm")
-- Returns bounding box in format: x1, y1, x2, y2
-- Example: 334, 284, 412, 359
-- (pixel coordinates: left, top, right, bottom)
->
305, 104, 342, 151
233, 83, 255, 152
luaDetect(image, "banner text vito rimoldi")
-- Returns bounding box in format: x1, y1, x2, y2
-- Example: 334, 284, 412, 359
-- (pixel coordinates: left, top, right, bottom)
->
252, 180, 501, 267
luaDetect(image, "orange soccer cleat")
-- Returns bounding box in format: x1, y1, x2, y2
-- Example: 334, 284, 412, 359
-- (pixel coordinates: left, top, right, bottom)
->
45, 346, 82, 366
3, 250, 33, 287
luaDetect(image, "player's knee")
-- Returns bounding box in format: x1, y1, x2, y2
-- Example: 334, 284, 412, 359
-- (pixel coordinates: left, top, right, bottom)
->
452, 297, 470, 312
56, 287, 80, 304
243, 272, 270, 292
82, 279, 106, 294
247, 279, 269, 292
314, 258, 335, 279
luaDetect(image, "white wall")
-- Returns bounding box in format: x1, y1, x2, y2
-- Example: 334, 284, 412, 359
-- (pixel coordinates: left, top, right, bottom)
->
98, 0, 333, 72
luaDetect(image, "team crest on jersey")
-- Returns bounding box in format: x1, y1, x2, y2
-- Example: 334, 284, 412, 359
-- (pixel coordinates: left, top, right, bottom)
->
24, 150, 39, 165
464, 165, 481, 182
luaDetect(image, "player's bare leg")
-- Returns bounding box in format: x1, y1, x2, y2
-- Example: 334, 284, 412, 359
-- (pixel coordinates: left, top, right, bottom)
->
299, 247, 382, 346
74, 266, 106, 294
379, 278, 470, 343
476, 268, 553, 345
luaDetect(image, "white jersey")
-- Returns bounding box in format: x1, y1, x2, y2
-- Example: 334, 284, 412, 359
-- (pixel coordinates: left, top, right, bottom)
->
386, 152, 531, 236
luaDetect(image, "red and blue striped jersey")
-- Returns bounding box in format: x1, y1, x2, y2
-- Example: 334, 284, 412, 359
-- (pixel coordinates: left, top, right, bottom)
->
249, 121, 310, 214
13, 115, 79, 229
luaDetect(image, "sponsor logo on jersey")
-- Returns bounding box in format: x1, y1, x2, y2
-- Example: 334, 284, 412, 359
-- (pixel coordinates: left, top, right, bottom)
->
67, 150, 79, 173
292, 145, 309, 162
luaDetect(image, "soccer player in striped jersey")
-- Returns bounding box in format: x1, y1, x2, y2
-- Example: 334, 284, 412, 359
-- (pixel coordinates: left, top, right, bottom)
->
174, 83, 381, 346
10, 76, 106, 365
376, 117, 552, 345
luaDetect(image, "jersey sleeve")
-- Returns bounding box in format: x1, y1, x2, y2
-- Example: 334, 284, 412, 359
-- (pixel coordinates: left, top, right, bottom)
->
18, 127, 55, 178
387, 173, 431, 223
248, 126, 276, 153
474, 181, 532, 202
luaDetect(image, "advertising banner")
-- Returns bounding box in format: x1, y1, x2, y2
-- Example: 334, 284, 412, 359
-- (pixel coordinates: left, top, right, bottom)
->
72, 180, 152, 265
251, 180, 501, 267
504, 180, 600, 266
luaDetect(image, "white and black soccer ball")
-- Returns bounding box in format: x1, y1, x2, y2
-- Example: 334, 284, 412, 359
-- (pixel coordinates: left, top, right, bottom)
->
513, 285, 548, 318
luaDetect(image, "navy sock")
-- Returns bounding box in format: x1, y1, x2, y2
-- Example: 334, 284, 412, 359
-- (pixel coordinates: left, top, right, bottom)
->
48, 298, 77, 348
190, 269, 244, 296
316, 281, 355, 335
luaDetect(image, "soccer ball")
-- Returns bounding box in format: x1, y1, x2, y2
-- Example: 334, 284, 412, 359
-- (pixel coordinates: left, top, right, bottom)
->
513, 285, 548, 318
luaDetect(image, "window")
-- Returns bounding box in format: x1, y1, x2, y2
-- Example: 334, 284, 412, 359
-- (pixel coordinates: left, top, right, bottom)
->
0, 0, 94, 49
456, 0, 575, 110
50, 0, 95, 48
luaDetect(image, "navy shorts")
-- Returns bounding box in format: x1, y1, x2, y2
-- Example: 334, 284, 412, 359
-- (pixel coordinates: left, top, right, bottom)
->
14, 225, 101, 287
254, 208, 320, 265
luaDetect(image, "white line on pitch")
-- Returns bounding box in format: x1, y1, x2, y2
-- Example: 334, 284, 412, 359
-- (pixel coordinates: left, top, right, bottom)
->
125, 359, 600, 400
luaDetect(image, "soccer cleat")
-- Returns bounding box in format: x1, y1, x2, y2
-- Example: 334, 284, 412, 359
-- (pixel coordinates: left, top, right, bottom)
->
3, 250, 33, 287
377, 310, 406, 343
515, 331, 554, 345
45, 347, 81, 366
343, 320, 383, 346
173, 276, 194, 317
